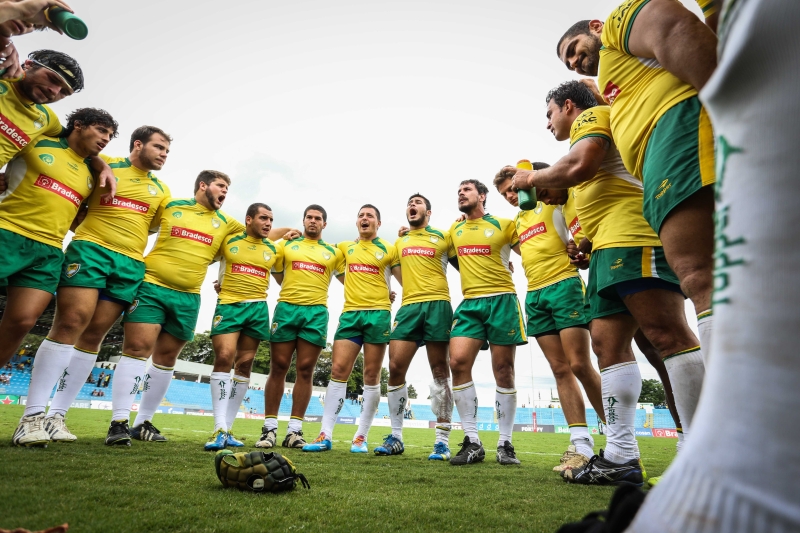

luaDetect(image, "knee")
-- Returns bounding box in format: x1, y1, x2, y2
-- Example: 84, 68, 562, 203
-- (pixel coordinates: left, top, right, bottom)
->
430, 363, 450, 382
269, 357, 289, 376
330, 362, 351, 381
493, 363, 515, 387
388, 359, 406, 379
234, 359, 253, 376
569, 357, 594, 381
4, 314, 38, 335
449, 355, 470, 376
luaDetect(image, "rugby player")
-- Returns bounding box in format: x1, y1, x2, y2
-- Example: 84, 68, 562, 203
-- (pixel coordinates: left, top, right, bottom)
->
554, 2, 718, 362
303, 204, 401, 453
1, 107, 117, 447
373, 193, 457, 459
448, 179, 526, 466
493, 163, 604, 472
255, 204, 345, 450
204, 203, 281, 451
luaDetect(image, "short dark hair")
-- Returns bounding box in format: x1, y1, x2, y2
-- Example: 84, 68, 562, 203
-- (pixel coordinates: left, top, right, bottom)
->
546, 80, 599, 111
129, 126, 172, 152
359, 203, 381, 221
556, 20, 592, 57
304, 204, 327, 222
408, 193, 431, 211
194, 170, 230, 193
493, 161, 551, 188
27, 49, 84, 92
63, 108, 118, 138
246, 203, 272, 219
460, 179, 489, 207
532, 162, 550, 171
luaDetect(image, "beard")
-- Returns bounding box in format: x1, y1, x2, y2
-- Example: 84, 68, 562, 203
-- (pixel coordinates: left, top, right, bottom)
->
458, 199, 477, 214
205, 188, 220, 209
583, 34, 602, 76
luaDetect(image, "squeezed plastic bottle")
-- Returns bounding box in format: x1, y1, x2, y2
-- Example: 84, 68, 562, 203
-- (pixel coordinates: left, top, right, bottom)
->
45, 7, 88, 40
516, 159, 537, 211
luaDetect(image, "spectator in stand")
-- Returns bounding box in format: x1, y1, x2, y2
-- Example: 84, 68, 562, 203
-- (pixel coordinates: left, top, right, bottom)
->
102, 374, 110, 388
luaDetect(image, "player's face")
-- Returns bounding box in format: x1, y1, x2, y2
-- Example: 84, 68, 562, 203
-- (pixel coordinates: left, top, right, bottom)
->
495, 178, 519, 208
546, 100, 572, 142
357, 208, 380, 237
74, 123, 114, 157
137, 134, 170, 171
203, 178, 228, 209
303, 209, 327, 238
457, 183, 484, 214
538, 187, 568, 206
247, 208, 273, 238
406, 196, 430, 227
18, 63, 73, 104
558, 28, 602, 76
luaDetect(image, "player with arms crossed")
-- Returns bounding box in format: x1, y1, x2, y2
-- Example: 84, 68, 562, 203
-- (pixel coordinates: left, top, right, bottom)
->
255, 204, 344, 450
1, 108, 116, 446
448, 179, 526, 466
374, 193, 457, 459
204, 203, 282, 451
493, 162, 604, 473
303, 204, 401, 453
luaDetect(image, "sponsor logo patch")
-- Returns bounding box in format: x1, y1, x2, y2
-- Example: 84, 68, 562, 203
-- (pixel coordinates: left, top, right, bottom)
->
39, 154, 54, 165
457, 245, 491, 256
271, 322, 279, 335
604, 81, 621, 104
65, 263, 80, 278
349, 263, 379, 275
128, 299, 140, 313
0, 113, 31, 148
402, 246, 435, 257
611, 258, 623, 270
230, 246, 239, 254
172, 211, 182, 218
292, 261, 325, 274
213, 315, 223, 328
100, 195, 149, 213
519, 222, 546, 244
170, 226, 213, 245
569, 217, 582, 237
34, 175, 84, 207
232, 263, 267, 278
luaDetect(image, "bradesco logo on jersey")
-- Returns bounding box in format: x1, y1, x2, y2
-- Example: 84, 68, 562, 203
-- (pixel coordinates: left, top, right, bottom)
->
457, 245, 491, 256
33, 175, 83, 207
402, 247, 435, 257
292, 261, 325, 274
349, 263, 380, 274
231, 263, 267, 278
100, 195, 149, 214
519, 222, 546, 244
569, 217, 582, 237
0, 113, 31, 148
170, 226, 213, 245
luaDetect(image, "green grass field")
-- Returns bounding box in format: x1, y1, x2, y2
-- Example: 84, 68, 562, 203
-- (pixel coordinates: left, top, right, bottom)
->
0, 406, 677, 532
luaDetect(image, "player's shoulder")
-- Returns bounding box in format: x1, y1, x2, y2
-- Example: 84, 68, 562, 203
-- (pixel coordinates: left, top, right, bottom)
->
213, 209, 238, 226
317, 238, 339, 256
31, 135, 67, 152
483, 214, 512, 229
225, 231, 248, 245
100, 154, 129, 167
604, 0, 644, 50
423, 225, 447, 240
164, 197, 196, 210
571, 106, 612, 144
371, 236, 392, 254
148, 173, 170, 196
261, 237, 278, 253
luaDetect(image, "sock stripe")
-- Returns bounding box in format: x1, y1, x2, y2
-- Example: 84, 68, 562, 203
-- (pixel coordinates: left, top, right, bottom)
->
663, 346, 701, 361
697, 309, 713, 320
74, 347, 99, 355
495, 388, 517, 395
453, 382, 475, 392
388, 383, 405, 392
265, 415, 277, 419
151, 363, 174, 371
290, 416, 303, 421
676, 427, 683, 434
600, 361, 638, 373
330, 378, 348, 384
435, 425, 451, 431
568, 423, 588, 428
121, 353, 148, 361
232, 377, 249, 383
44, 337, 69, 345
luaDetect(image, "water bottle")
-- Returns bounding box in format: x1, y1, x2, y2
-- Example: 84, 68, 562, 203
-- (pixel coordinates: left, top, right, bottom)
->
45, 7, 88, 40
516, 159, 537, 211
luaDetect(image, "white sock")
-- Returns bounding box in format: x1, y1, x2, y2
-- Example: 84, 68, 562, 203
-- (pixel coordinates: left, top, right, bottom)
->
697, 310, 713, 366
570, 425, 595, 458
111, 355, 147, 422
288, 416, 303, 433
676, 428, 685, 453
47, 348, 98, 418
600, 362, 641, 464
209, 371, 230, 432
453, 381, 479, 444
495, 387, 516, 446
133, 364, 173, 427
435, 423, 451, 445
263, 415, 278, 431
320, 379, 347, 438
387, 383, 407, 440
355, 384, 380, 440
24, 339, 75, 416
663, 347, 704, 438
225, 375, 249, 431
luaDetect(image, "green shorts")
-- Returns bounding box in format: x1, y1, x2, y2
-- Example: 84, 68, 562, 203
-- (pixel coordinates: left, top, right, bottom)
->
334, 310, 392, 345
270, 302, 328, 347
211, 301, 270, 341
122, 281, 201, 341
59, 240, 145, 303
0, 229, 63, 293
525, 277, 590, 337
390, 300, 453, 343
586, 260, 628, 320
642, 96, 716, 233
451, 293, 527, 347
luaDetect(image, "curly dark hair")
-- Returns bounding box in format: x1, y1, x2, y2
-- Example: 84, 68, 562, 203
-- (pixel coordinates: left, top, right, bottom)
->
28, 49, 84, 92
63, 108, 119, 138
545, 80, 599, 111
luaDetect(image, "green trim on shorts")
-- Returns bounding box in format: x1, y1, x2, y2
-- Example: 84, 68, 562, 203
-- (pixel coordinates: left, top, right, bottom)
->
211, 300, 271, 341
59, 240, 145, 303
0, 229, 63, 293
390, 300, 453, 343
122, 281, 201, 341
592, 246, 679, 301
587, 254, 629, 321
334, 310, 392, 345
451, 293, 527, 347
524, 277, 590, 337
270, 301, 329, 347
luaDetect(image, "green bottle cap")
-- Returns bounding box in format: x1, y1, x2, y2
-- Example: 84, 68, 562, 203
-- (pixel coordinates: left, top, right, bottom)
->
47, 7, 88, 40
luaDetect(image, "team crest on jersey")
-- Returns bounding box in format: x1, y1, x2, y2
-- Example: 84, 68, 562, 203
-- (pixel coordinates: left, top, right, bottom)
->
402, 236, 410, 242
534, 202, 543, 214
212, 218, 221, 228
148, 184, 158, 196
375, 251, 384, 260
323, 252, 331, 260
39, 154, 54, 165
65, 263, 81, 278
456, 230, 463, 237
230, 246, 239, 254
263, 253, 271, 262
128, 299, 139, 313
172, 212, 182, 218
292, 245, 299, 251
430, 236, 439, 243
270, 322, 279, 335
348, 249, 354, 255
484, 229, 494, 238
0, 84, 7, 95
213, 315, 223, 328
33, 113, 45, 130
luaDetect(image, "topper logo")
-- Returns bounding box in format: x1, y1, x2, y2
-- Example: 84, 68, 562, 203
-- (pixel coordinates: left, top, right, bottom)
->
402, 247, 435, 257
170, 226, 213, 245
519, 222, 546, 244
34, 175, 83, 207
349, 263, 380, 274
100, 195, 149, 213
457, 245, 491, 256
292, 261, 325, 274
232, 263, 266, 278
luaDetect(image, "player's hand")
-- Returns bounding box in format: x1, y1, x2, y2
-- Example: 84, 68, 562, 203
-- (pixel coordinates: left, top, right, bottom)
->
0, 172, 7, 193
580, 78, 606, 104
96, 167, 116, 201
577, 237, 593, 255
397, 226, 409, 237
389, 290, 397, 303
453, 214, 465, 223
0, 39, 23, 79
508, 261, 515, 274
16, 0, 75, 34
283, 229, 301, 240
510, 168, 535, 192
213, 280, 221, 294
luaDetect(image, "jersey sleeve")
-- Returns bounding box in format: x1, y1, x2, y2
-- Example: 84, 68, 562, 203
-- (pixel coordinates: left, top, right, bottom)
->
333, 248, 346, 277
149, 196, 171, 233
389, 243, 400, 268
272, 240, 286, 273
228, 218, 246, 234
43, 112, 63, 137
506, 219, 519, 248
444, 231, 457, 259
604, 0, 645, 54
570, 107, 613, 147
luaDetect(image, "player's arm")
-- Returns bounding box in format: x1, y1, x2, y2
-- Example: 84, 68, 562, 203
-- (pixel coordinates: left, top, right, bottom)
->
512, 137, 609, 191
511, 243, 521, 256
269, 227, 300, 241
69, 202, 89, 232
271, 271, 284, 286
626, 0, 717, 91
391, 265, 402, 286
335, 273, 345, 285
87, 156, 116, 200
447, 256, 459, 272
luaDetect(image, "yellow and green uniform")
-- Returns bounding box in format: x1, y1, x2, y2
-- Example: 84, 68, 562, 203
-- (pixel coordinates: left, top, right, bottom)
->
695, 0, 718, 18
0, 136, 93, 292
270, 237, 345, 347
599, 0, 715, 232
390, 225, 456, 343
60, 156, 172, 303
211, 233, 280, 340
449, 215, 526, 346
124, 198, 245, 341
516, 202, 589, 337
334, 238, 400, 345
0, 80, 62, 166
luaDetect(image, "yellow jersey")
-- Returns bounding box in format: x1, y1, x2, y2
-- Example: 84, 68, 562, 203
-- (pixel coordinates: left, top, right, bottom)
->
564, 190, 585, 243
515, 203, 578, 292
696, 0, 717, 17
337, 238, 400, 312
72, 156, 171, 261
599, 0, 697, 178
143, 198, 245, 293
0, 137, 93, 248
217, 232, 280, 305
569, 106, 662, 251
274, 237, 345, 307
394, 225, 455, 306
0, 81, 62, 166
449, 215, 518, 299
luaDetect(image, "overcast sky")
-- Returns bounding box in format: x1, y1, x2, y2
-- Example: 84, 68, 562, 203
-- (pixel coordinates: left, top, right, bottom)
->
27, 0, 704, 407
